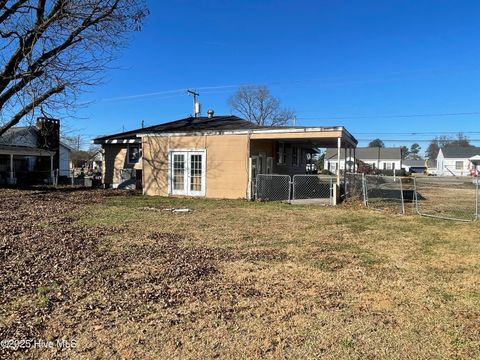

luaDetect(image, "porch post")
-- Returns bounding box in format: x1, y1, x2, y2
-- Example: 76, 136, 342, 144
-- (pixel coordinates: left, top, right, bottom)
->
9, 154, 14, 183
353, 147, 357, 173
336, 137, 341, 186
50, 155, 54, 185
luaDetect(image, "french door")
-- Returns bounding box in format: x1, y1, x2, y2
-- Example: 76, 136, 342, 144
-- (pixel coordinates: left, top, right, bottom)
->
170, 150, 206, 196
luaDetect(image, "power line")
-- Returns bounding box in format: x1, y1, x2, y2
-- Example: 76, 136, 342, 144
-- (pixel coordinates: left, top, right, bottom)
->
352, 131, 480, 135
297, 111, 480, 120
356, 139, 480, 142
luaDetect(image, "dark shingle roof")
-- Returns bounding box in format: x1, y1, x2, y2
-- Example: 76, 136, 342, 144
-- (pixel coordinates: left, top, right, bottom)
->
0, 126, 37, 145
440, 147, 480, 159
403, 159, 426, 167
325, 147, 402, 160
93, 116, 265, 142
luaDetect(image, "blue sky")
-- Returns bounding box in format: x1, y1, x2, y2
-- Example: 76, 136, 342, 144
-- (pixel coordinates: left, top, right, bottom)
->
72, 0, 480, 150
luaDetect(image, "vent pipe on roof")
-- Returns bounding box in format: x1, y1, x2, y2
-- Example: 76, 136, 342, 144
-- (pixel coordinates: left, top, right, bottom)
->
207, 109, 214, 118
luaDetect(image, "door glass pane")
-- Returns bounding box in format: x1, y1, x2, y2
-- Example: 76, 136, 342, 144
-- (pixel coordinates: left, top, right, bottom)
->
173, 154, 185, 190
190, 154, 202, 192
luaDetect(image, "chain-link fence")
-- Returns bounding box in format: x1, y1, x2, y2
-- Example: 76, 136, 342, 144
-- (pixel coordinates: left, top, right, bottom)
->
364, 175, 406, 214
292, 175, 333, 205
344, 173, 366, 204
255, 172, 479, 221
414, 176, 479, 222
256, 174, 291, 201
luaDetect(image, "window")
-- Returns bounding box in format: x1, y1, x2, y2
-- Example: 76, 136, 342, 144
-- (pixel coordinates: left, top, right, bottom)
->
456, 161, 463, 170
173, 153, 185, 191
277, 143, 287, 165
385, 163, 393, 170
128, 145, 141, 164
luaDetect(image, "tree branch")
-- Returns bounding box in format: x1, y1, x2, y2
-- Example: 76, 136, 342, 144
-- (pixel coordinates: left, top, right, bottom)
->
0, 83, 65, 136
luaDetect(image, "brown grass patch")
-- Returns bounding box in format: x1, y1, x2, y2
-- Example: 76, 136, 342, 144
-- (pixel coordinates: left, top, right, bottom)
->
1, 189, 479, 359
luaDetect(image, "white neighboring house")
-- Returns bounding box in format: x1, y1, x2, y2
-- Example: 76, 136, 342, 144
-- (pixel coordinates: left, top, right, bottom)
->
324, 147, 403, 174
0, 121, 72, 185
436, 147, 480, 176
59, 142, 73, 177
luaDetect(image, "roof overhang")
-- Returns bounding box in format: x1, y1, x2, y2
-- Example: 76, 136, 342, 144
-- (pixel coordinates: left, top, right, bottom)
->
138, 126, 357, 148
469, 155, 480, 164
92, 138, 141, 145
0, 145, 55, 156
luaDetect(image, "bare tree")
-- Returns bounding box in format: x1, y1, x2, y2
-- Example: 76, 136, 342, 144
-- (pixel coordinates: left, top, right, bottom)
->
228, 85, 295, 126
0, 0, 148, 136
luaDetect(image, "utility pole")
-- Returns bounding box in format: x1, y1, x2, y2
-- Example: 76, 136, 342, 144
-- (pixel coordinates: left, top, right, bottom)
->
187, 89, 200, 117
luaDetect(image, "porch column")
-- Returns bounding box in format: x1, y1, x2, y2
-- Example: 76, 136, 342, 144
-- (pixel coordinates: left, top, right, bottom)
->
50, 155, 54, 185
353, 147, 357, 173
9, 154, 14, 182
344, 144, 347, 188
336, 137, 341, 186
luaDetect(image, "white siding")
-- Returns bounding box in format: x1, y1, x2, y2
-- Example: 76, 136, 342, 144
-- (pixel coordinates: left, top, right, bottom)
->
59, 144, 71, 177
325, 158, 402, 174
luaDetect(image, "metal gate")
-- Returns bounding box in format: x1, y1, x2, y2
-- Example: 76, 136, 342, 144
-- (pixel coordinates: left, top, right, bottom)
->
255, 174, 291, 201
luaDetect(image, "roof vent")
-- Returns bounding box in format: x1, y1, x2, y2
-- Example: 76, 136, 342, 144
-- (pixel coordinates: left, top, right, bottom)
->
207, 109, 214, 118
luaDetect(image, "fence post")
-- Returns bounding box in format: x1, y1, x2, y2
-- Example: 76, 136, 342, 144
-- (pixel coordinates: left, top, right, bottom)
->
362, 173, 367, 206
399, 177, 405, 214
292, 175, 296, 201
289, 176, 292, 204
475, 177, 479, 221
330, 177, 333, 206
413, 177, 421, 215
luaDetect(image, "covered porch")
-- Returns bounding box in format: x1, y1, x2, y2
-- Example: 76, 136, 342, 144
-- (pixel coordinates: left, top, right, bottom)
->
247, 126, 358, 203
0, 145, 55, 186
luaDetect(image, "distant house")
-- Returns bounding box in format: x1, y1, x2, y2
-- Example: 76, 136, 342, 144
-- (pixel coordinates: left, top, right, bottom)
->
93, 115, 357, 197
401, 159, 437, 175
324, 147, 403, 174
437, 147, 480, 176
0, 118, 72, 185
402, 159, 426, 174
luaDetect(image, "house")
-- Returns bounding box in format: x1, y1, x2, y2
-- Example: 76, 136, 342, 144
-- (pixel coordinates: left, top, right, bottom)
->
436, 147, 480, 176
402, 159, 426, 174
93, 115, 357, 198
0, 118, 72, 185
324, 147, 403, 174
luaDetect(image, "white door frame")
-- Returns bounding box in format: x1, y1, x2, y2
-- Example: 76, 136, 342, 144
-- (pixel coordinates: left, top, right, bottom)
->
169, 149, 206, 196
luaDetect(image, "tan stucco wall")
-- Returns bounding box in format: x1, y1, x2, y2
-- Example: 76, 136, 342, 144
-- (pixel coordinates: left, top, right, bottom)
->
103, 144, 135, 185
142, 134, 249, 199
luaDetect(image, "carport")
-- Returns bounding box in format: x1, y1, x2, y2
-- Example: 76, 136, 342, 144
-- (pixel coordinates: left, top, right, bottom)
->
248, 126, 358, 203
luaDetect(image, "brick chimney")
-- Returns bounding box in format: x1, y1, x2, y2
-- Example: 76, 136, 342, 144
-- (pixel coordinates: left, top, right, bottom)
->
36, 117, 60, 170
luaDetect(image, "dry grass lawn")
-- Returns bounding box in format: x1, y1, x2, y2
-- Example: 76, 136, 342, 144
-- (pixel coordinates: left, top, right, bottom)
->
1, 189, 479, 359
